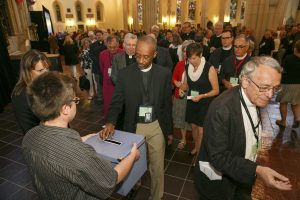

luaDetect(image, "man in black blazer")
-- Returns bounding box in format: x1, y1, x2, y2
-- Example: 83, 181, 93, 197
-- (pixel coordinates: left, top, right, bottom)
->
195, 56, 292, 199
101, 36, 172, 200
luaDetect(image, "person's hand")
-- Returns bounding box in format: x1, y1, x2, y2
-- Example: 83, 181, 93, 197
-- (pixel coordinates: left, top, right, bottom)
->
256, 166, 292, 190
192, 95, 202, 102
81, 133, 98, 142
174, 80, 182, 88
99, 123, 115, 140
178, 88, 185, 98
130, 143, 140, 161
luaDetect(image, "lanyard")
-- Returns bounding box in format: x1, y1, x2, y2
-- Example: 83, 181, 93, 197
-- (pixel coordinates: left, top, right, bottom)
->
234, 55, 247, 76
239, 89, 261, 148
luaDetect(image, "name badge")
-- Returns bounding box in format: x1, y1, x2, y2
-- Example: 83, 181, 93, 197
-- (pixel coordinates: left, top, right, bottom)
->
217, 65, 222, 74
190, 90, 199, 97
139, 106, 153, 123
230, 77, 239, 86
250, 140, 262, 161
108, 67, 112, 77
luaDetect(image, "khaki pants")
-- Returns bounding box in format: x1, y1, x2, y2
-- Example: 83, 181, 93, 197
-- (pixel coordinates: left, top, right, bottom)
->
136, 120, 165, 200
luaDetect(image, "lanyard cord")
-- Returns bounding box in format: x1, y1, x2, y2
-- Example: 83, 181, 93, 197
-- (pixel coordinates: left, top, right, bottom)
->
239, 88, 261, 148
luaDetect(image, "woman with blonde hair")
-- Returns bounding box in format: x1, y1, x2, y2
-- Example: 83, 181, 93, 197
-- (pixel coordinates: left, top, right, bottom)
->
11, 49, 50, 134
63, 35, 79, 78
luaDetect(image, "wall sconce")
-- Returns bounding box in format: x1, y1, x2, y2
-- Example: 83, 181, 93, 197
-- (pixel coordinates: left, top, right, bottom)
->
224, 15, 230, 22
86, 18, 96, 26
66, 19, 75, 27
170, 16, 176, 26
162, 16, 168, 29
128, 17, 133, 31
213, 16, 219, 24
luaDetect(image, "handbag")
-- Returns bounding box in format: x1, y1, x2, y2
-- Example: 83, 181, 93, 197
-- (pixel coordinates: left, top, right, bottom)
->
79, 74, 90, 91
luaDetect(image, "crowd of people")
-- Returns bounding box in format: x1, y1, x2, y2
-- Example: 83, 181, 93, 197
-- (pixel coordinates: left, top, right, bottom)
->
11, 20, 300, 199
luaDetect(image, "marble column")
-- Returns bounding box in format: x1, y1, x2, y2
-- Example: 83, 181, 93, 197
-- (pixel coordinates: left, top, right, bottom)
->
142, 0, 157, 33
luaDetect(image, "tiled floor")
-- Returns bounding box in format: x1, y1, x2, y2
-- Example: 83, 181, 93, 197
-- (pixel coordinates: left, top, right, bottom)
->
0, 92, 299, 199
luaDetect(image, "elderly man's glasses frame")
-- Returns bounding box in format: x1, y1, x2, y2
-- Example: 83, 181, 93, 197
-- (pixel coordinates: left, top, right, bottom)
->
248, 78, 281, 94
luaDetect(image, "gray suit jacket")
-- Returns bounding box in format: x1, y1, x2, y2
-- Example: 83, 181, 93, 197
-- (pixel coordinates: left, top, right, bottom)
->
111, 52, 126, 85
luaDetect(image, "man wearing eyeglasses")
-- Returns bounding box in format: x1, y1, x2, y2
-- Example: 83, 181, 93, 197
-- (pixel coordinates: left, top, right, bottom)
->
22, 72, 140, 199
194, 56, 292, 200
220, 34, 252, 92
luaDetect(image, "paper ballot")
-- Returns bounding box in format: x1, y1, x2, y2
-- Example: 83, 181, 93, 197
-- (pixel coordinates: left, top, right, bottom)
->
199, 161, 222, 180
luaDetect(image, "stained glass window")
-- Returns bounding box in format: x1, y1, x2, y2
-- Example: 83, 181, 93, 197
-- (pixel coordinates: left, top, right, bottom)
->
96, 2, 103, 21
138, 0, 142, 23
75, 2, 82, 22
54, 4, 62, 22
230, 0, 237, 20
188, 0, 196, 21
176, 0, 181, 23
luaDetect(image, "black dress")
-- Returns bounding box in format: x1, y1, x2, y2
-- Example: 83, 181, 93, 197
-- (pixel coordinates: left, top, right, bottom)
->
186, 61, 213, 126
11, 88, 39, 134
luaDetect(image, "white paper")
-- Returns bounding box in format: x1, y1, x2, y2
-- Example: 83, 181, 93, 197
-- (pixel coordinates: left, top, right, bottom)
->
187, 96, 193, 100
199, 161, 222, 180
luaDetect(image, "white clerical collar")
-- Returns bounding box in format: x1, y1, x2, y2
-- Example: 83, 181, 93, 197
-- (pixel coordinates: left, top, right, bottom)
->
241, 87, 256, 107
236, 54, 247, 60
222, 45, 232, 50
141, 64, 152, 72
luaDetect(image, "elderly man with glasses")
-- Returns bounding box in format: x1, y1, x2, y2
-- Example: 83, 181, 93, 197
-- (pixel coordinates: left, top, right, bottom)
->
194, 56, 292, 200
220, 34, 252, 92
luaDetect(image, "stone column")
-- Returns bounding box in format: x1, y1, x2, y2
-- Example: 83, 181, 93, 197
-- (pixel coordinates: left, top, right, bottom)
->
122, 0, 129, 30
195, 0, 202, 26
219, 0, 226, 22
201, 0, 208, 28
142, 0, 157, 33
131, 0, 139, 31
181, 0, 189, 23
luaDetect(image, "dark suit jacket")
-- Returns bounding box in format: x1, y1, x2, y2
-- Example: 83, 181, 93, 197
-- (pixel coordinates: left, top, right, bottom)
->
107, 63, 172, 139
111, 52, 126, 85
194, 86, 257, 200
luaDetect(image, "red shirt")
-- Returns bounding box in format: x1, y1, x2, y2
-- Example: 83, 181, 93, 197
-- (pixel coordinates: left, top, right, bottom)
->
172, 60, 186, 98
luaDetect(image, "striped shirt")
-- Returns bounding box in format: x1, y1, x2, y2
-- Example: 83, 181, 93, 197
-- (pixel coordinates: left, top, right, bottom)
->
22, 124, 117, 200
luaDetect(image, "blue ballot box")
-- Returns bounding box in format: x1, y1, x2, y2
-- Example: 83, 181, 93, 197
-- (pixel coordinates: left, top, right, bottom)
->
84, 130, 147, 196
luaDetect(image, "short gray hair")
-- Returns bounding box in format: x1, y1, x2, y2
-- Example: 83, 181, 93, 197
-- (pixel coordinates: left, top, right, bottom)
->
181, 40, 195, 51
239, 56, 282, 80
124, 33, 137, 43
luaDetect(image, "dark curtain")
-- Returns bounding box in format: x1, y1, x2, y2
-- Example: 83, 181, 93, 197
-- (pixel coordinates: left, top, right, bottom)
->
0, 2, 16, 113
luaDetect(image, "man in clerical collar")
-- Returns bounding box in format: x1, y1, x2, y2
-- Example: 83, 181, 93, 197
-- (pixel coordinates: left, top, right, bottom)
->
220, 34, 252, 92
111, 33, 138, 84
195, 56, 292, 200
180, 21, 195, 41
209, 21, 223, 52
101, 36, 172, 200
209, 29, 234, 74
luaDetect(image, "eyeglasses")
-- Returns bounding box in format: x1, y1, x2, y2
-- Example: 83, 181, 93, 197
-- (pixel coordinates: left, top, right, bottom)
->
70, 97, 80, 104
221, 36, 232, 40
248, 78, 281, 94
234, 45, 247, 49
